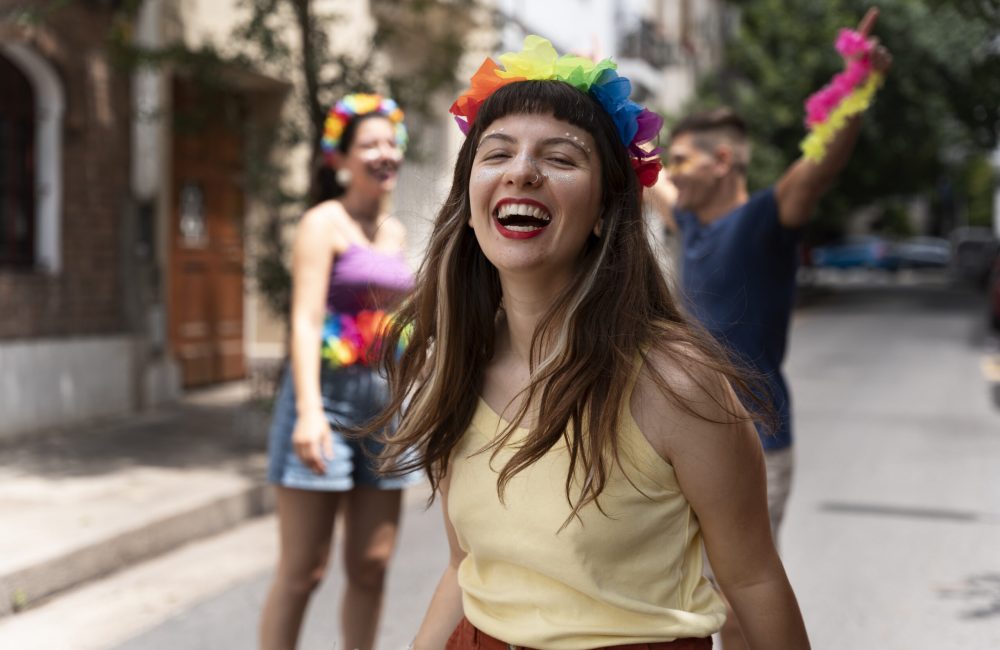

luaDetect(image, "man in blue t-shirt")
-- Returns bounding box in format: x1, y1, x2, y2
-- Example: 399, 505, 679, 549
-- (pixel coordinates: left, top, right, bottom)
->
648, 11, 891, 649
650, 108, 805, 537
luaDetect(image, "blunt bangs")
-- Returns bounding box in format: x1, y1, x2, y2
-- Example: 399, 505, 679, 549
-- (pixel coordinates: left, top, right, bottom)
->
476, 81, 604, 134
470, 80, 633, 198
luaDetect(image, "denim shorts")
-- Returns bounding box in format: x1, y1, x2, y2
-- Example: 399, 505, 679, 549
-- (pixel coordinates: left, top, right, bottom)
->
266, 364, 423, 491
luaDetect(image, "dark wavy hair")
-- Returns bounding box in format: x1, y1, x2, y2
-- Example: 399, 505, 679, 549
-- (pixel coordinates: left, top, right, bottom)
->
362, 80, 773, 520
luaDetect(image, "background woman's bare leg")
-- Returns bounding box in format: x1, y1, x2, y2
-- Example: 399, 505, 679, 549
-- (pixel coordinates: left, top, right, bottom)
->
260, 487, 341, 650
340, 487, 404, 650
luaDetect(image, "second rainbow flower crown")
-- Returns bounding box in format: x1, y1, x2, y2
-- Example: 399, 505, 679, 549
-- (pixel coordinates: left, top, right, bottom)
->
450, 35, 664, 187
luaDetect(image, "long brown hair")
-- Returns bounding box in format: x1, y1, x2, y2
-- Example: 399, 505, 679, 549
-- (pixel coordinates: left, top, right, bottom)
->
364, 80, 772, 519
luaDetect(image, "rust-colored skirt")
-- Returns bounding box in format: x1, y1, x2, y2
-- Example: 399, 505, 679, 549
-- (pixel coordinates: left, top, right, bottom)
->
445, 617, 712, 650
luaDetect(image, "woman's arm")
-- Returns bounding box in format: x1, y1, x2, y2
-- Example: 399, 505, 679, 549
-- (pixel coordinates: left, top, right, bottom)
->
414, 474, 466, 649
633, 348, 810, 650
289, 205, 343, 474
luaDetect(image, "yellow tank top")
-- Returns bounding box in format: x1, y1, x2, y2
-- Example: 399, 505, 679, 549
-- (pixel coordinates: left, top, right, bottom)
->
448, 372, 725, 649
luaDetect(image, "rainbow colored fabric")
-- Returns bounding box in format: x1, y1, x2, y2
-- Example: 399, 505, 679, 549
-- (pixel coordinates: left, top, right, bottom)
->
450, 35, 664, 187
320, 309, 409, 369
800, 29, 884, 162
321, 93, 408, 165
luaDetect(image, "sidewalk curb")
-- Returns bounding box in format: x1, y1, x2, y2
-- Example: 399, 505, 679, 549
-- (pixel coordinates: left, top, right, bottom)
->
1, 480, 275, 617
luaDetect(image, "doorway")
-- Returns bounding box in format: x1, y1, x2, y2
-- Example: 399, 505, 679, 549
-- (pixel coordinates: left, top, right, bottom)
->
168, 79, 247, 387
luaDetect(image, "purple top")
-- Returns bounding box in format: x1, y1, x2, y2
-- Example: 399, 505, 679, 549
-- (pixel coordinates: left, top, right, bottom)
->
327, 243, 414, 314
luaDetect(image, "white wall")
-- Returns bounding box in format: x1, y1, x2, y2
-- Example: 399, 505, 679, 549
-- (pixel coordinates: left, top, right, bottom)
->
0, 338, 136, 440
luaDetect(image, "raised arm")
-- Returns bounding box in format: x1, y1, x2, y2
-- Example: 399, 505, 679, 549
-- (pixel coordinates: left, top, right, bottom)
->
633, 348, 810, 649
775, 7, 892, 229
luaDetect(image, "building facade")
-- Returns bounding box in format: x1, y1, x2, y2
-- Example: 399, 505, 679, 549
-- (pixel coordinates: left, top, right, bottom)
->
0, 0, 290, 438
0, 0, 728, 439
1, 3, 139, 437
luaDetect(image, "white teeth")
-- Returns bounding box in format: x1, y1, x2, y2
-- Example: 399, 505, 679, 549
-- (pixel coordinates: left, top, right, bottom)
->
504, 224, 543, 232
496, 203, 551, 221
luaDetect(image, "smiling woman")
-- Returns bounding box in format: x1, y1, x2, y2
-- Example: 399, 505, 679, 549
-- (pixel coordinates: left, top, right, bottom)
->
362, 36, 811, 650
259, 93, 420, 650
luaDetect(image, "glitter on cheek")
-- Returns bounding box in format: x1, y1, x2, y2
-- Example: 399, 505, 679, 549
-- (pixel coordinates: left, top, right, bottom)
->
544, 170, 578, 184
470, 165, 506, 220
472, 165, 506, 184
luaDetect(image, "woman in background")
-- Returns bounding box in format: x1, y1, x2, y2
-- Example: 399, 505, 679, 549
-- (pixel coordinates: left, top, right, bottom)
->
260, 93, 418, 650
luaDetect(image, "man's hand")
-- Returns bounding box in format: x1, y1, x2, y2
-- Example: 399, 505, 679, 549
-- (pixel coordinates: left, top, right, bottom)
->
776, 6, 891, 229
858, 8, 893, 75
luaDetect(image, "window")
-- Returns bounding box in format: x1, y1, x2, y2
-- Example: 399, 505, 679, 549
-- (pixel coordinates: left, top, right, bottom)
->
0, 54, 36, 268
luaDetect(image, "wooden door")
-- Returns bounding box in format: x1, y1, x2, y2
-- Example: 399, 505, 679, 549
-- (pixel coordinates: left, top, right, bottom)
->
169, 80, 247, 387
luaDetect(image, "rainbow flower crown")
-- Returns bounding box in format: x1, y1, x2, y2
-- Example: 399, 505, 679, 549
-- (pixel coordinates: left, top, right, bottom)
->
321, 93, 408, 164
450, 36, 664, 187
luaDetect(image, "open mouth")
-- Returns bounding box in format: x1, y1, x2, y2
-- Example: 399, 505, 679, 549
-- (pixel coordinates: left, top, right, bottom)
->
367, 160, 399, 182
493, 200, 552, 234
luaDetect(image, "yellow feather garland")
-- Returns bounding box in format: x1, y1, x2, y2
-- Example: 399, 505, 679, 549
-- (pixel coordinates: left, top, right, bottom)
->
800, 72, 884, 162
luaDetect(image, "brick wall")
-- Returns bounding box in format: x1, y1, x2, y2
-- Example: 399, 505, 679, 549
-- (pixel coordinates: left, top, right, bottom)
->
0, 4, 132, 339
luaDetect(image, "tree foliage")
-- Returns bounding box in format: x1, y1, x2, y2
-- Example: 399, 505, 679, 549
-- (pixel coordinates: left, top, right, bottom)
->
693, 0, 1000, 241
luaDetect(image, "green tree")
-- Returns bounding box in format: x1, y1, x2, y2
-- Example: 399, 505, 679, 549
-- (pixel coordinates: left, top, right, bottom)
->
692, 0, 1000, 242
959, 154, 997, 228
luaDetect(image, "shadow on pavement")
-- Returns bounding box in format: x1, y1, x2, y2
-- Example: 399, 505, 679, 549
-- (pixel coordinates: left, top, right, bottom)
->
818, 501, 1000, 525
0, 387, 274, 481
939, 573, 1000, 620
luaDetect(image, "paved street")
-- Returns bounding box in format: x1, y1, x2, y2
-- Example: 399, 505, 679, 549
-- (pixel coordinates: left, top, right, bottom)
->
2, 274, 998, 649
782, 276, 1000, 648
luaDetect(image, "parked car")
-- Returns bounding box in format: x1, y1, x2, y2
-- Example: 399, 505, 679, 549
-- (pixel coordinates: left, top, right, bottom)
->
989, 252, 1000, 331
893, 236, 951, 269
951, 226, 999, 287
810, 235, 899, 270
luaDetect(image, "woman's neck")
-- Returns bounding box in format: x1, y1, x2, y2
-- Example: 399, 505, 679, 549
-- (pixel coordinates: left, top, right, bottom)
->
496, 271, 572, 365
339, 189, 386, 234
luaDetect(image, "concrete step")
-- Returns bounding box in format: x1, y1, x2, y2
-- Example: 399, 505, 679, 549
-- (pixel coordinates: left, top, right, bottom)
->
0, 483, 438, 650
0, 515, 279, 650
0, 384, 274, 617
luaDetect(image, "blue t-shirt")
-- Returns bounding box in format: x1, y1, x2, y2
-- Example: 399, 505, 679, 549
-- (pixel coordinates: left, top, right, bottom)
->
674, 187, 799, 450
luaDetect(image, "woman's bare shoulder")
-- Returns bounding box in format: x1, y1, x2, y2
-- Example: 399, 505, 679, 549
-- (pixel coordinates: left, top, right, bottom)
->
296, 201, 350, 250
630, 341, 747, 461
637, 341, 725, 402
300, 200, 351, 229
